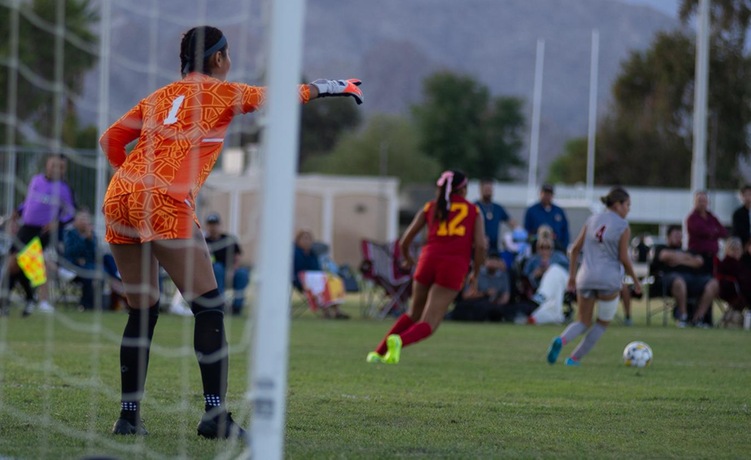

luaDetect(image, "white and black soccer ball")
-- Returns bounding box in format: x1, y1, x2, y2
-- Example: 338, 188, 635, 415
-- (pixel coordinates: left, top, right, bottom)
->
623, 341, 653, 368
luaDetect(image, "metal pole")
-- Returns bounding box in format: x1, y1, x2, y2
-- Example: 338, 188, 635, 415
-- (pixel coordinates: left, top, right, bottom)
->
94, 1, 112, 240
527, 39, 544, 204
3, 0, 20, 219
585, 29, 599, 204
691, 0, 710, 194
248, 0, 306, 458
379, 140, 389, 242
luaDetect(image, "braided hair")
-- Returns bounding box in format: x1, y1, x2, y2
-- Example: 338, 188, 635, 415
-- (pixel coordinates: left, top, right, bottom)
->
434, 170, 468, 222
179, 26, 227, 77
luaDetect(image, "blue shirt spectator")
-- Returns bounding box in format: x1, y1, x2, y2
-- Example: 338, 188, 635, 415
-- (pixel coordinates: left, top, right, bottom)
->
475, 178, 518, 254
63, 209, 121, 310
523, 247, 569, 291
524, 184, 570, 250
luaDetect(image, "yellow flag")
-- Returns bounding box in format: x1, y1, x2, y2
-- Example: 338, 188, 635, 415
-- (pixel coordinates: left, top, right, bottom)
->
17, 236, 47, 287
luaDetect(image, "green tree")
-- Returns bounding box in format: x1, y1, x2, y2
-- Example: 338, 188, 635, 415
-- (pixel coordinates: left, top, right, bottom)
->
301, 114, 441, 185
588, 2, 751, 188
595, 31, 697, 187
548, 137, 588, 184
680, 0, 751, 49
0, 0, 99, 146
412, 72, 525, 180
299, 97, 362, 170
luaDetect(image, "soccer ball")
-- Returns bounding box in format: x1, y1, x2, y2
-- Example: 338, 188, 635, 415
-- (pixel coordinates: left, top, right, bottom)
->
623, 341, 652, 368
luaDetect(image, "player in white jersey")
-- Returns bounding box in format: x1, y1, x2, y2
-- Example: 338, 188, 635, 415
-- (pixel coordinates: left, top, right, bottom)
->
546, 187, 642, 366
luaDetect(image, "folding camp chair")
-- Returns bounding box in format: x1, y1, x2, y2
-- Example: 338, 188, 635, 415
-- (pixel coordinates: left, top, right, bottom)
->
292, 271, 347, 318
359, 239, 412, 319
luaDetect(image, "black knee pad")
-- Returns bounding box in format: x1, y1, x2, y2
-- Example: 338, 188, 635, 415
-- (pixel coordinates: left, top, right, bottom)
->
191, 289, 225, 316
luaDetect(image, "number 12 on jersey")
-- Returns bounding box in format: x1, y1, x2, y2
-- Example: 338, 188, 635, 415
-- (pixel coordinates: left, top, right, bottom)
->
436, 203, 469, 237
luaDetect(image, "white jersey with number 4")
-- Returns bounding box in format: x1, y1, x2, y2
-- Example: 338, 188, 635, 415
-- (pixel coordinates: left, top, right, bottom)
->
576, 210, 628, 291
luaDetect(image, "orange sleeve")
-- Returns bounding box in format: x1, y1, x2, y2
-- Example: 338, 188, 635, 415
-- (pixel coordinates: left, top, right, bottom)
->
235, 83, 311, 114
99, 103, 143, 168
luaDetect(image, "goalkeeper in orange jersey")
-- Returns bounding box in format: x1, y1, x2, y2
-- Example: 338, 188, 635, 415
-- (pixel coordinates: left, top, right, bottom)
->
99, 25, 363, 440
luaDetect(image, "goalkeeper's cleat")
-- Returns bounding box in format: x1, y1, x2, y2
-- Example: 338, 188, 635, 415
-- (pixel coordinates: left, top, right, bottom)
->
383, 334, 402, 364
366, 352, 384, 363
311, 78, 364, 105
197, 410, 247, 442
564, 357, 581, 367
546, 336, 562, 365
112, 417, 148, 435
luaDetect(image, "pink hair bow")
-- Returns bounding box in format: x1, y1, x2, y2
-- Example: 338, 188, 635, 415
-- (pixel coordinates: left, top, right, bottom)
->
436, 171, 454, 208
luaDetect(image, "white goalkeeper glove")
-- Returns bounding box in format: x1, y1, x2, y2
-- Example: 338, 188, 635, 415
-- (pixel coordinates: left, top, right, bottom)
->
311, 79, 363, 105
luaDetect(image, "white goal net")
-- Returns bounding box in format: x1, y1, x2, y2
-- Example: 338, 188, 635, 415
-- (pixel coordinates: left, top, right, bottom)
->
0, 1, 303, 458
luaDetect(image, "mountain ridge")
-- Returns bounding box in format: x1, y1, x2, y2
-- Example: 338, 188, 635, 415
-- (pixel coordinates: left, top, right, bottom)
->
80, 0, 681, 178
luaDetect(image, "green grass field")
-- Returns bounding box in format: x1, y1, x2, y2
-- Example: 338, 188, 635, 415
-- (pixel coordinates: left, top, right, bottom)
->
0, 298, 749, 459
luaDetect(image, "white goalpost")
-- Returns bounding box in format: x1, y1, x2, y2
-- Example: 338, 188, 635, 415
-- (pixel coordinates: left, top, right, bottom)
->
248, 0, 306, 458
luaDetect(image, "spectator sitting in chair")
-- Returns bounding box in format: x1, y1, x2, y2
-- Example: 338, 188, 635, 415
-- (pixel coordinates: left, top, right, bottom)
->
293, 228, 349, 319
204, 213, 250, 316
523, 237, 570, 325
449, 254, 511, 322
687, 190, 727, 270
716, 237, 751, 317
731, 184, 751, 246
63, 209, 123, 311
652, 224, 719, 328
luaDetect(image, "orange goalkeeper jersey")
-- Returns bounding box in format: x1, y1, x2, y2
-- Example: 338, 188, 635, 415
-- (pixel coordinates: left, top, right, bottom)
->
100, 72, 311, 205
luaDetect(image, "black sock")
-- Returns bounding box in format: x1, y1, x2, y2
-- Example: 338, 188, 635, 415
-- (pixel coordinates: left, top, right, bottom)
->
119, 302, 159, 422
191, 289, 227, 412
10, 272, 34, 302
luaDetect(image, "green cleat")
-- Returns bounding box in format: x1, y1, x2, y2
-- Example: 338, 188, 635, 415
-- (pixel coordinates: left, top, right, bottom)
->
383, 334, 402, 364
366, 352, 384, 363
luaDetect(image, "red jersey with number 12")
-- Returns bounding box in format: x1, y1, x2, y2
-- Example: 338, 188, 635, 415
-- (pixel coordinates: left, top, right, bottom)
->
420, 195, 479, 260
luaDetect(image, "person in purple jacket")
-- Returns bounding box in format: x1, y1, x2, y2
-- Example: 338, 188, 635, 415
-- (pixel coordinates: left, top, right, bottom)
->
1, 154, 76, 316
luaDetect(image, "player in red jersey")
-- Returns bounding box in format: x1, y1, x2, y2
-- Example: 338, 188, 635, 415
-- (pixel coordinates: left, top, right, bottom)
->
367, 170, 486, 364
100, 26, 363, 440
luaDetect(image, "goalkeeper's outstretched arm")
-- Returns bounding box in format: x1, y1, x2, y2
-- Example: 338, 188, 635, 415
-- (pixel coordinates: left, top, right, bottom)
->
310, 78, 363, 105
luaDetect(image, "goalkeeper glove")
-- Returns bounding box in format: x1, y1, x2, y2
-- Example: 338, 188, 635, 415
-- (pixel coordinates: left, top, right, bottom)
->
311, 79, 363, 105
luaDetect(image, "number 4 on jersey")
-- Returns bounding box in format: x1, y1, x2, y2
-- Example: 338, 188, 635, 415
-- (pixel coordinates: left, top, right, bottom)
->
595, 225, 607, 243
163, 95, 185, 125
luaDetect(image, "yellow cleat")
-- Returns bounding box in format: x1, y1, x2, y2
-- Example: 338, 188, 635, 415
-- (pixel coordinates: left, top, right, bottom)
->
366, 352, 384, 363
383, 334, 402, 364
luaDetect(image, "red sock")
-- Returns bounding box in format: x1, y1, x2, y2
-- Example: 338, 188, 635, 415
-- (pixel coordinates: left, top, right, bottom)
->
375, 314, 414, 355
400, 322, 433, 347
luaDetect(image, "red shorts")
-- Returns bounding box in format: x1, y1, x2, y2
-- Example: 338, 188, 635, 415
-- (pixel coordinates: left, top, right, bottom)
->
103, 191, 198, 244
413, 253, 470, 291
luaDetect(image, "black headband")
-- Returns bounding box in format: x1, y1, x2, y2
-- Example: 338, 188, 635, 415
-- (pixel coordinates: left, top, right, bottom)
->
182, 33, 227, 74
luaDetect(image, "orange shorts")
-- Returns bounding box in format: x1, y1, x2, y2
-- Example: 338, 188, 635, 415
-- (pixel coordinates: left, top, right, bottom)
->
103, 191, 198, 244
